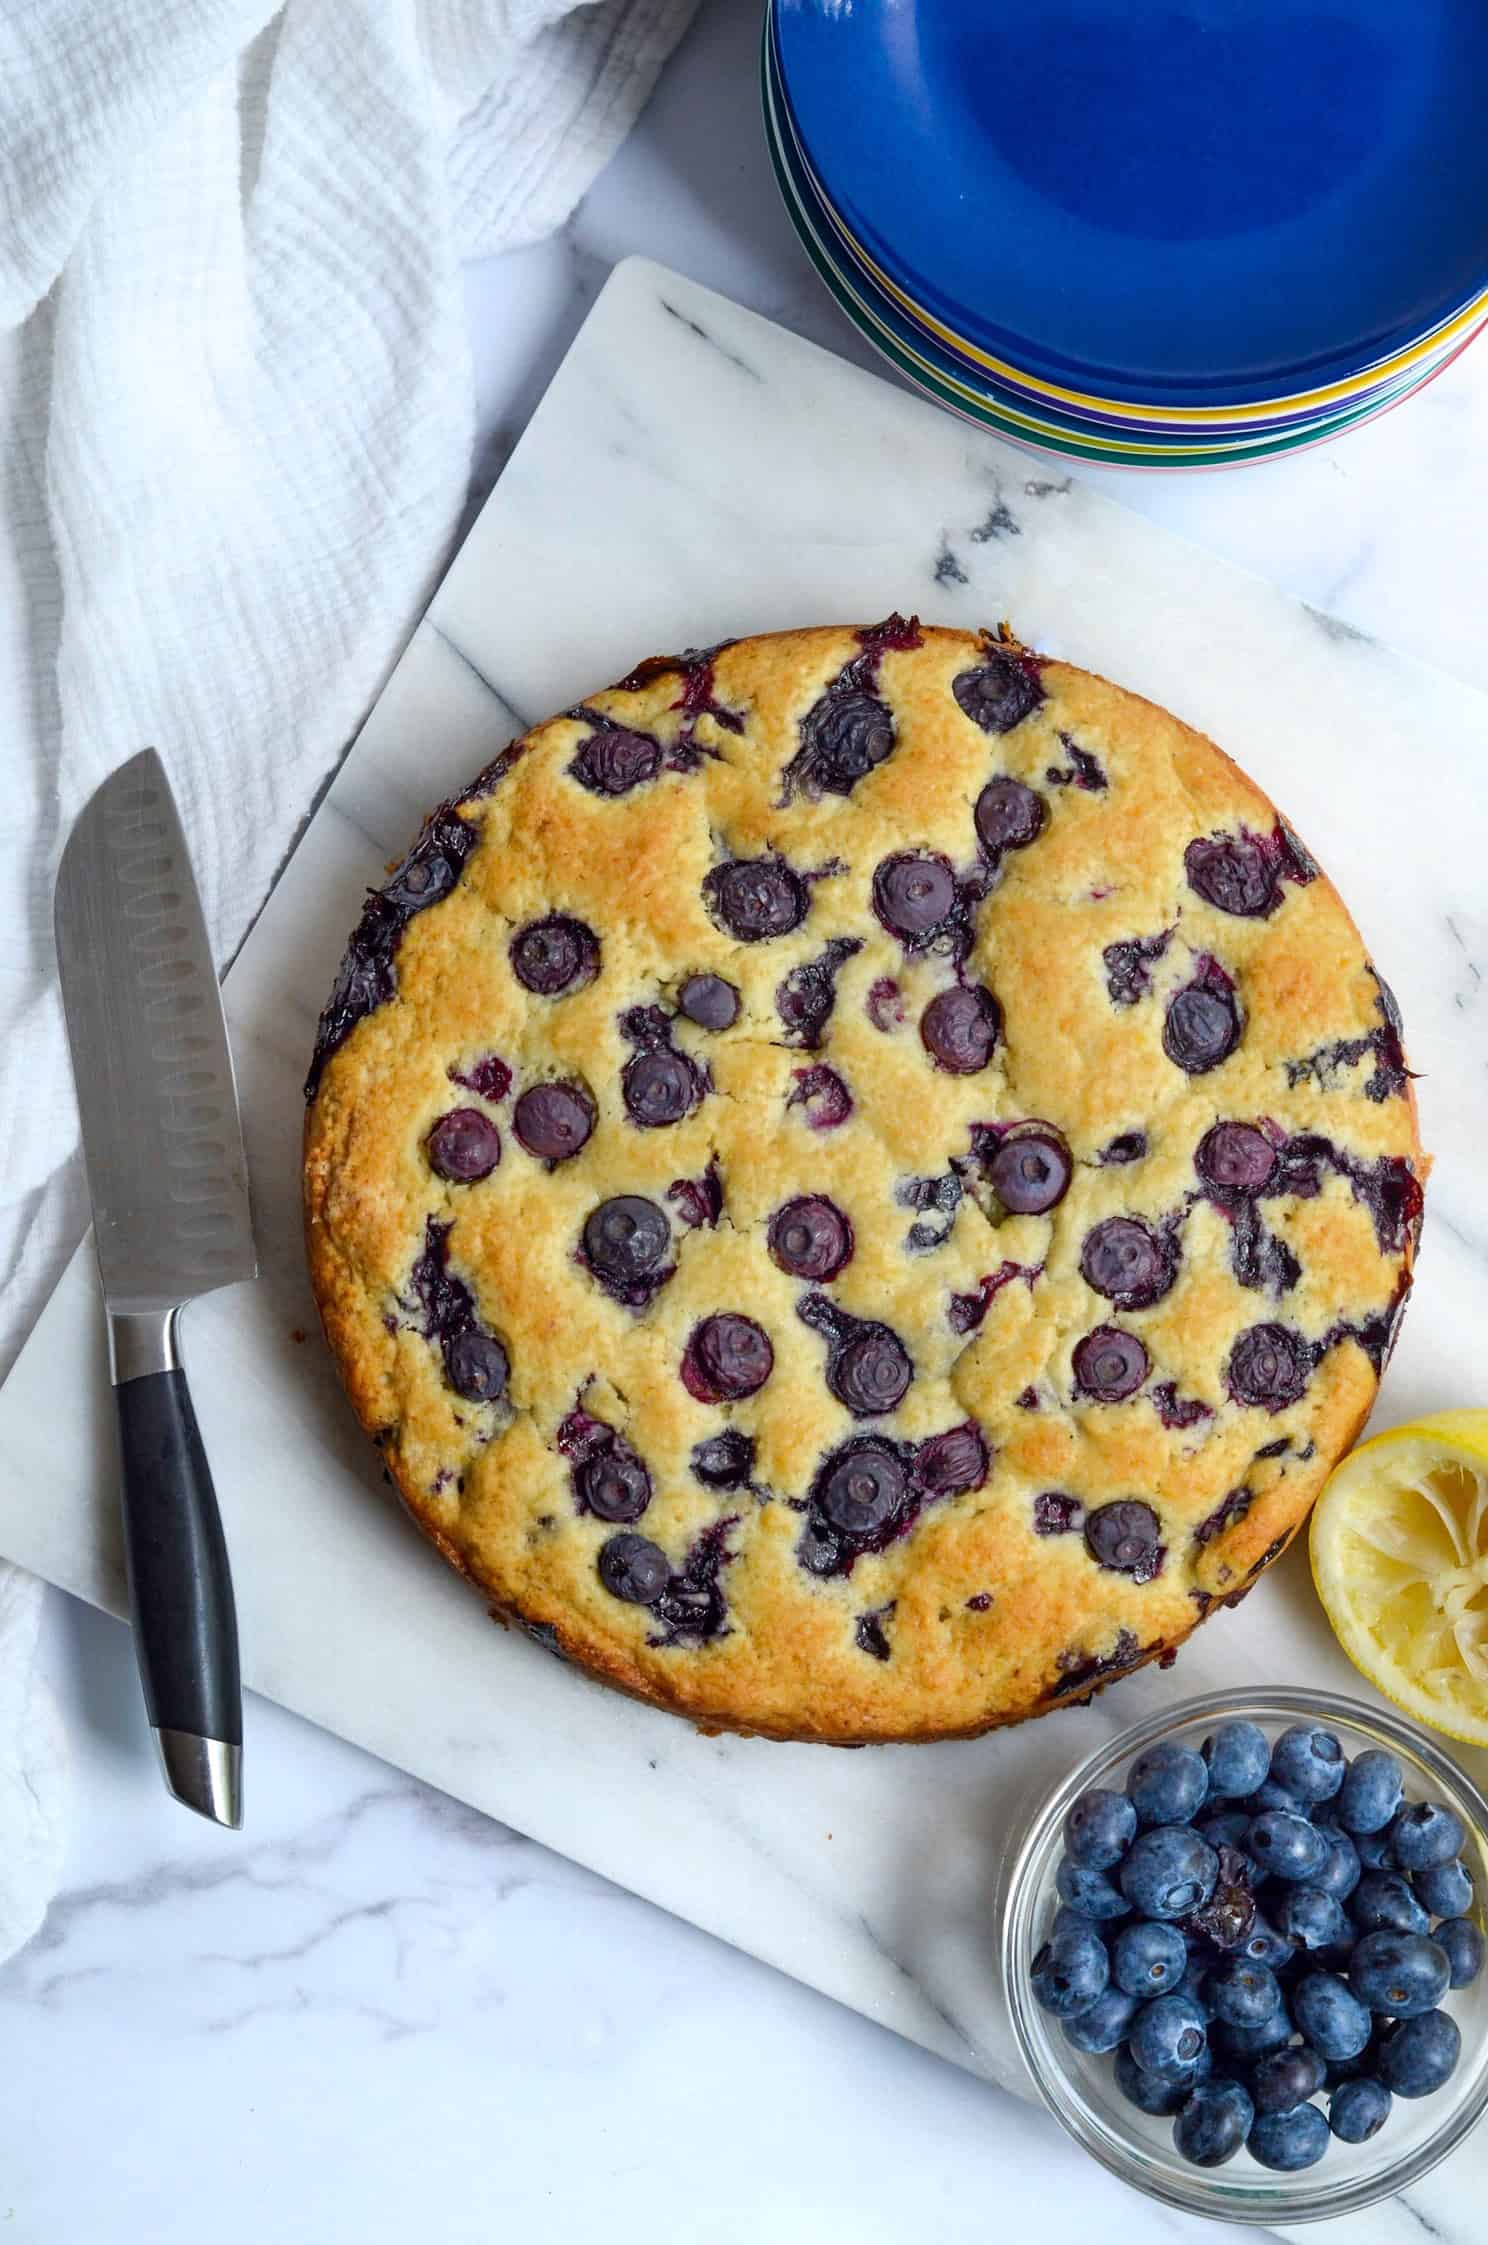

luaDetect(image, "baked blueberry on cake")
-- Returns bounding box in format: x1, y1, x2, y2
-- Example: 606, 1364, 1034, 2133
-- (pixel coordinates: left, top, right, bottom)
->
303, 621, 1425, 1743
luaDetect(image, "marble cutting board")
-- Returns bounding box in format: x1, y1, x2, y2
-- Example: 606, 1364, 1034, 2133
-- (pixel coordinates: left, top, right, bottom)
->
5, 258, 1488, 2175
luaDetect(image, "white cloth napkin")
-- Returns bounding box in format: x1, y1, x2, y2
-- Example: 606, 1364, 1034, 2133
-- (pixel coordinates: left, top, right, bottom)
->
0, 0, 696, 1963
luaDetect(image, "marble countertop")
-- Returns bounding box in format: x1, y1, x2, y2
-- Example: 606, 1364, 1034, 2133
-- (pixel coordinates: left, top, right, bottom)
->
7, 4, 1488, 2239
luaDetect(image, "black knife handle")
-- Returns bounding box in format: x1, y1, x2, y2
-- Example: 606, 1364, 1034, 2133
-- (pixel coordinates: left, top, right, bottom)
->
114, 1367, 242, 1749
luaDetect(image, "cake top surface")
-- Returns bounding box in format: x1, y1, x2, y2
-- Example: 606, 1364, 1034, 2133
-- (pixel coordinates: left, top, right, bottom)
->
303, 620, 1423, 1742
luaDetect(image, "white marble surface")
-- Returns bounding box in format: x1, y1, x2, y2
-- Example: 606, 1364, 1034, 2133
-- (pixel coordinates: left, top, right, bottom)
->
6, 3, 1488, 2237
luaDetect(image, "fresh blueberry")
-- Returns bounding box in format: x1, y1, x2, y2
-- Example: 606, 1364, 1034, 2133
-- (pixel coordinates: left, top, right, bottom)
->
974, 775, 1047, 859
1313, 1827, 1362, 1903
677, 972, 739, 1030
956, 654, 1045, 737
1071, 1326, 1149, 1402
1061, 1986, 1140, 2054
1206, 1959, 1282, 2029
1127, 1743, 1208, 1829
1080, 1216, 1177, 1309
1130, 1992, 1209, 2081
703, 856, 809, 942
1241, 1915, 1297, 1972
1243, 1777, 1306, 1817
768, 1195, 854, 1281
1212, 2009, 1294, 2064
1355, 1826, 1394, 1870
1251, 2043, 1326, 2115
1329, 2076, 1392, 2143
1434, 1917, 1485, 1990
1112, 1920, 1188, 1999
1227, 1322, 1312, 1410
512, 1081, 595, 1162
1337, 1748, 1405, 1835
1377, 2010, 1462, 2098
1064, 1787, 1138, 1871
1201, 1719, 1271, 1800
1277, 1887, 1351, 1955
1197, 1809, 1251, 1856
1031, 1920, 1110, 2018
873, 851, 958, 941
1050, 1905, 1098, 1942
1349, 1930, 1451, 2017
988, 1128, 1072, 1215
1350, 1871, 1430, 1936
1248, 2103, 1329, 2172
425, 1107, 502, 1182
1248, 1811, 1329, 1883
1173, 2078, 1253, 2168
597, 1533, 670, 1605
1323, 2039, 1382, 2090
1293, 1972, 1373, 2061
1271, 1723, 1346, 1804
1084, 1500, 1165, 1583
1413, 1855, 1474, 1919
1388, 1800, 1467, 1872
582, 1195, 670, 1287
1120, 1827, 1219, 1921
509, 913, 598, 995
920, 983, 1000, 1073
1175, 1947, 1216, 2020
1116, 2042, 1205, 2116
1055, 1858, 1130, 1921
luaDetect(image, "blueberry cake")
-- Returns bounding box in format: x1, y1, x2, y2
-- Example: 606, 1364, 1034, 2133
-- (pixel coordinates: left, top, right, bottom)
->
303, 620, 1425, 1743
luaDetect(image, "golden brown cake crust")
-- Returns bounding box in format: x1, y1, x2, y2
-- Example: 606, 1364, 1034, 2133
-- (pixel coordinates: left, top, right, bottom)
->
303, 621, 1425, 1744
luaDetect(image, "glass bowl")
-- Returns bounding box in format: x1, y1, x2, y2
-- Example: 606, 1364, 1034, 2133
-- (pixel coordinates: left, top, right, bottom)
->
1001, 1688, 1488, 2224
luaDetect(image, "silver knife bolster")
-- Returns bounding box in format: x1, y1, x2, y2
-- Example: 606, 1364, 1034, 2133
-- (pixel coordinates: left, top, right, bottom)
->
107, 1304, 182, 1386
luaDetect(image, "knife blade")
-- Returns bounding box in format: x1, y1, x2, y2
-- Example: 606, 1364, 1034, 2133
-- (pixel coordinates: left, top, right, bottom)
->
55, 749, 255, 1827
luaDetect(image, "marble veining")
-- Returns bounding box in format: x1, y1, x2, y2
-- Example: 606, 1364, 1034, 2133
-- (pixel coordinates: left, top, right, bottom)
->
6, 244, 1488, 2242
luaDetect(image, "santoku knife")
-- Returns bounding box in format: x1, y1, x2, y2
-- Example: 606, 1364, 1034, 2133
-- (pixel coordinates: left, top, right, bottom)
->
54, 749, 255, 1827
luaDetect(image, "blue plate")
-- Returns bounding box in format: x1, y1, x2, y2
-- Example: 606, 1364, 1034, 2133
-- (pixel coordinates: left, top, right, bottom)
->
766, 20, 1439, 442
763, 24, 1450, 465
774, 0, 1488, 403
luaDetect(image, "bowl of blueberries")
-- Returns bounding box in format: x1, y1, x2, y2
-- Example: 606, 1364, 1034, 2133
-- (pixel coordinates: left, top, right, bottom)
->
1002, 1688, 1488, 2221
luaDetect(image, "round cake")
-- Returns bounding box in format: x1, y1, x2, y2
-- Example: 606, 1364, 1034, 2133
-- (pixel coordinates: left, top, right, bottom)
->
303, 619, 1425, 1744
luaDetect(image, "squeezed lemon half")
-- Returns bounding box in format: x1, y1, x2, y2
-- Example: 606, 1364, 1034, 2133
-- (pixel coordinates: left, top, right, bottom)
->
1310, 1412, 1488, 1747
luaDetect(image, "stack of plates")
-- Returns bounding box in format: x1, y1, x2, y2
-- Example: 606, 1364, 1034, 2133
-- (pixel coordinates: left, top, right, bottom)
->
765, 0, 1488, 468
